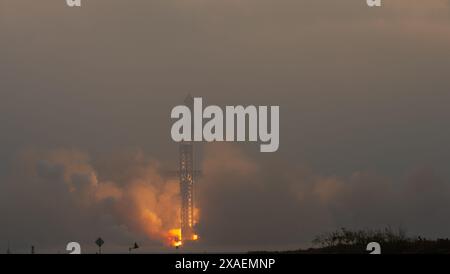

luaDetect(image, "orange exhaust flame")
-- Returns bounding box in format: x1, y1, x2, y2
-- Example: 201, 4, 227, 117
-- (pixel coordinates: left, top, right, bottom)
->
167, 229, 200, 248
168, 228, 183, 247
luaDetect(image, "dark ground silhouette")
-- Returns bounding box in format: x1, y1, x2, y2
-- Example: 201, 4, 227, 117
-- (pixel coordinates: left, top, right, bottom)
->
250, 227, 450, 254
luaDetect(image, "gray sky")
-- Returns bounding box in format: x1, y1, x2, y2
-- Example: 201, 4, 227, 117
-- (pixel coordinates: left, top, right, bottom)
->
1, 0, 450, 253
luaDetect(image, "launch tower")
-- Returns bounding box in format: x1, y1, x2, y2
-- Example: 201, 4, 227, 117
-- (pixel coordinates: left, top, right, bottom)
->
179, 95, 198, 243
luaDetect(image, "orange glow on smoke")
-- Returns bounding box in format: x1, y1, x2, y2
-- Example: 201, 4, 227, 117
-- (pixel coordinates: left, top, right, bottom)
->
168, 228, 183, 247
166, 229, 200, 247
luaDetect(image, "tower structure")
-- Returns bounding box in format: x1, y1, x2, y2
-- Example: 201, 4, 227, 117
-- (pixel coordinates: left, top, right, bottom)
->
179, 142, 195, 241
179, 95, 198, 242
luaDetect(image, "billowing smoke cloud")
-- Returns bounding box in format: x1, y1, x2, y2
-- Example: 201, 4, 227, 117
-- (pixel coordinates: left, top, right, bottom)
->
0, 148, 182, 252
0, 144, 449, 253
196, 144, 450, 251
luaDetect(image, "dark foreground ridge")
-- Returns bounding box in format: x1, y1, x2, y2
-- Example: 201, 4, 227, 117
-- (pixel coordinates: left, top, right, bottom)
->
250, 227, 450, 254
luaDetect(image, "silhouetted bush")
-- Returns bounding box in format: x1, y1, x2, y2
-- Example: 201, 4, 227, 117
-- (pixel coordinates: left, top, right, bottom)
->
312, 227, 408, 248
251, 227, 450, 254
